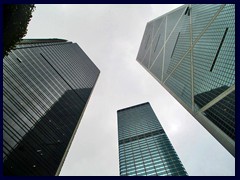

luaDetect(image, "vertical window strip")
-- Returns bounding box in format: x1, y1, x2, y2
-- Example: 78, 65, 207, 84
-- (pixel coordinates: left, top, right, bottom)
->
210, 27, 228, 72
184, 7, 189, 15
170, 32, 180, 58
145, 34, 151, 49
154, 34, 161, 53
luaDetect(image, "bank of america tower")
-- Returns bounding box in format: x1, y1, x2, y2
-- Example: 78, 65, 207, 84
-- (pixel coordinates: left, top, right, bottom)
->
136, 4, 235, 156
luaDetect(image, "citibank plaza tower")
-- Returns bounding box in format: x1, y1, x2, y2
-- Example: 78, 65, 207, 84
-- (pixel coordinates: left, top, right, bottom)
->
3, 39, 100, 175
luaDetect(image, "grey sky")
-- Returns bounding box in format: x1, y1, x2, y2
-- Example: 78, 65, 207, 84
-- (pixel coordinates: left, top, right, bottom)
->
25, 4, 235, 176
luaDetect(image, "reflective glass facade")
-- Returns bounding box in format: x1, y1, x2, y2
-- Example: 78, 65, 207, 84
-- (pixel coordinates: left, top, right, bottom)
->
117, 102, 187, 176
3, 39, 100, 175
136, 4, 235, 156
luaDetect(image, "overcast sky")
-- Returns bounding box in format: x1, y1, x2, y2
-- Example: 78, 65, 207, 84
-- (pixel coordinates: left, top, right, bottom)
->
25, 4, 235, 176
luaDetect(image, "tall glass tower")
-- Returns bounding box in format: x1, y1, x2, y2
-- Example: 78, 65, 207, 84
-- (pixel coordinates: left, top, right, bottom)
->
136, 4, 235, 156
3, 39, 100, 175
117, 102, 188, 176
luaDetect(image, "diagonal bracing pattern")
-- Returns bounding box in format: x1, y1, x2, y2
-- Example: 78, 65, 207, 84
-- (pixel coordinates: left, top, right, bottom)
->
136, 4, 235, 157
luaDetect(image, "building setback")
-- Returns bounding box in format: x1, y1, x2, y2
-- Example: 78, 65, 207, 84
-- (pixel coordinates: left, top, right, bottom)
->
3, 39, 100, 175
136, 4, 235, 156
117, 102, 188, 176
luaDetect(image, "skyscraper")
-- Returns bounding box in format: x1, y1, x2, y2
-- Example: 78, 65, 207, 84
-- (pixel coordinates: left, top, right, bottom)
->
136, 4, 235, 156
3, 39, 100, 175
117, 102, 188, 176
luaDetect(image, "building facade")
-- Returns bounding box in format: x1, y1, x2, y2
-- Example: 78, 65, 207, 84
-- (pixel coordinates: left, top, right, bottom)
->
3, 39, 100, 175
117, 102, 188, 176
136, 4, 235, 156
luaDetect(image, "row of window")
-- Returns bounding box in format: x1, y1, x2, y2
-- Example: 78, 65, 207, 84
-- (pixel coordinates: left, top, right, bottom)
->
3, 41, 98, 175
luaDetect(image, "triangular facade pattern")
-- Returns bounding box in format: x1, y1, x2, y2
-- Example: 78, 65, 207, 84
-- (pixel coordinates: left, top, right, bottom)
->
136, 4, 235, 157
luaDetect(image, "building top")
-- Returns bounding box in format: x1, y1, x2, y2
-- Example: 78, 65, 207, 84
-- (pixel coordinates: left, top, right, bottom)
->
148, 4, 187, 24
13, 38, 70, 50
18, 38, 68, 45
117, 102, 150, 113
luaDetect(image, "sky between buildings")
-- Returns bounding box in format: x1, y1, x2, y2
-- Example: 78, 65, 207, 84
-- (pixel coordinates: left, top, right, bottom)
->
25, 4, 235, 176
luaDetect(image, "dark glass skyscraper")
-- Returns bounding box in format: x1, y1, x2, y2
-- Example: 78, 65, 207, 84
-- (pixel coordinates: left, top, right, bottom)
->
136, 4, 235, 156
3, 39, 100, 175
117, 102, 188, 176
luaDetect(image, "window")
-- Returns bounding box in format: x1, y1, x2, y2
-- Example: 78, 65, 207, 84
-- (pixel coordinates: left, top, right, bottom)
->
210, 27, 229, 72
171, 32, 180, 58
154, 34, 161, 53
145, 34, 151, 49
